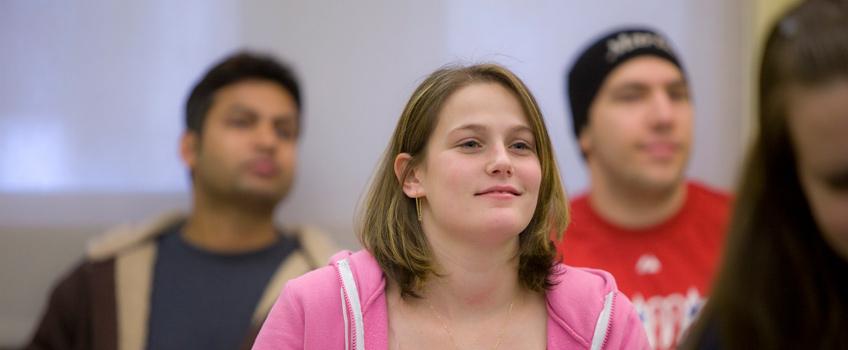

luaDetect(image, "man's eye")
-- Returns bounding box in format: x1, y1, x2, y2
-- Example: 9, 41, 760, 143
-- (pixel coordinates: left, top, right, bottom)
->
228, 118, 251, 127
615, 92, 643, 102
277, 128, 296, 140
669, 89, 690, 102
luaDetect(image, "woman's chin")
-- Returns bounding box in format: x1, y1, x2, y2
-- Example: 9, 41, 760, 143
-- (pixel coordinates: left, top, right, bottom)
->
476, 217, 531, 241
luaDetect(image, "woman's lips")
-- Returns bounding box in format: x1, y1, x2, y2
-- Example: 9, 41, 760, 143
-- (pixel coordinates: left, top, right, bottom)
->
475, 185, 520, 199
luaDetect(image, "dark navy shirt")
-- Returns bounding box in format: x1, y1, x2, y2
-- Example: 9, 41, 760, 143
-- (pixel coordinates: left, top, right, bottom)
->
146, 227, 299, 350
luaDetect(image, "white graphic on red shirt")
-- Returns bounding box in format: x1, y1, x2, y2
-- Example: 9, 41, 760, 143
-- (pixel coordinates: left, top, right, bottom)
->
631, 288, 704, 350
635, 253, 662, 275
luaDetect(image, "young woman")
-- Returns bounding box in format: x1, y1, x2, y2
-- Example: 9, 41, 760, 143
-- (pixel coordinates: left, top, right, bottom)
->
253, 64, 648, 349
682, 0, 848, 348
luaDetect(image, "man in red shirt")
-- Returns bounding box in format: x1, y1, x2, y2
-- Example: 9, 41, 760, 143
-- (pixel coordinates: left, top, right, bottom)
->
558, 28, 731, 349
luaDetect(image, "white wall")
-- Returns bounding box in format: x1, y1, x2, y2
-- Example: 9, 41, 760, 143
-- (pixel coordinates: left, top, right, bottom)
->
0, 0, 748, 346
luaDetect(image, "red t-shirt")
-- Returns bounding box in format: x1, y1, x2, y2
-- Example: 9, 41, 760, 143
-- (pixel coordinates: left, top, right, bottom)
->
556, 181, 730, 350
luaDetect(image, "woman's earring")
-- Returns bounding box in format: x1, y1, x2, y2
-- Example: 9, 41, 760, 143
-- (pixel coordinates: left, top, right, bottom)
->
415, 197, 422, 221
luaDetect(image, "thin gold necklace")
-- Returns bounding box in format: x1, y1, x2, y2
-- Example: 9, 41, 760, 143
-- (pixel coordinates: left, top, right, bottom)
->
424, 297, 516, 350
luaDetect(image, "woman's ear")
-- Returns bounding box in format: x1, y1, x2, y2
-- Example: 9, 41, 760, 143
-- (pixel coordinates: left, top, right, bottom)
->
394, 153, 424, 198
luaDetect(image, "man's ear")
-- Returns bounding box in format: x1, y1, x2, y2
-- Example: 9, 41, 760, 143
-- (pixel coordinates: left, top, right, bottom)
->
180, 131, 199, 171
578, 128, 592, 157
394, 153, 424, 198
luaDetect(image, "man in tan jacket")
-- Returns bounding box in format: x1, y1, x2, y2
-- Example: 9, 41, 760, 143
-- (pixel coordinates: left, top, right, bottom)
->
27, 51, 336, 350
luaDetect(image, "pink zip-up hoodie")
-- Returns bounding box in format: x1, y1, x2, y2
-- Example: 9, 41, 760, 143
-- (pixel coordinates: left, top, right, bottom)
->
253, 250, 648, 349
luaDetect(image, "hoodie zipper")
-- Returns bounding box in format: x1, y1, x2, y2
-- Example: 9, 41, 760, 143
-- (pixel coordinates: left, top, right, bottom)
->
591, 291, 616, 350
337, 258, 365, 350
601, 292, 616, 349
340, 288, 352, 350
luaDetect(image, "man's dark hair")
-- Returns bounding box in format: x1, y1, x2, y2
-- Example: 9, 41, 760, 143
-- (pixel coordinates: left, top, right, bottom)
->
185, 51, 302, 134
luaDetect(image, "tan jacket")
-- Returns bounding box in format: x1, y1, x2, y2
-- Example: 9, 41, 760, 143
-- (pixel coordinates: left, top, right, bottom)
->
26, 212, 337, 350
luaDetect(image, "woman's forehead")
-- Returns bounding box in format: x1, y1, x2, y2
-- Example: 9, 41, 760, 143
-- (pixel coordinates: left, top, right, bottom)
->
787, 81, 848, 168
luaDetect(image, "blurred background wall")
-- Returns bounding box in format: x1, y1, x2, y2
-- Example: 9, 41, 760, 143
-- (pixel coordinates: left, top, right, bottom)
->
0, 0, 795, 346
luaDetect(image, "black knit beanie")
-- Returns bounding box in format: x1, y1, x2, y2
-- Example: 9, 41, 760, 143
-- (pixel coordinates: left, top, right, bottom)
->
566, 27, 685, 138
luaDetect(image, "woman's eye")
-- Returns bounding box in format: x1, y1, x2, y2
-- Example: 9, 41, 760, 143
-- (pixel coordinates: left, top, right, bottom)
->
511, 141, 535, 152
824, 172, 848, 191
460, 140, 481, 148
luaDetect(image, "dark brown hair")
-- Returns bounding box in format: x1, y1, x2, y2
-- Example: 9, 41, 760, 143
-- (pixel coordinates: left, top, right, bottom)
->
358, 63, 569, 298
682, 1, 848, 348
185, 51, 301, 135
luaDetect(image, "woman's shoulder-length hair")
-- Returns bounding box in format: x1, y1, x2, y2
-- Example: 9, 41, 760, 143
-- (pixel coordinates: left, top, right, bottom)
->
357, 63, 569, 298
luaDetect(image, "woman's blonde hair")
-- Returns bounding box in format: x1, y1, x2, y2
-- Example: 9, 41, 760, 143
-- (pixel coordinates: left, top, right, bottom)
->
358, 63, 569, 297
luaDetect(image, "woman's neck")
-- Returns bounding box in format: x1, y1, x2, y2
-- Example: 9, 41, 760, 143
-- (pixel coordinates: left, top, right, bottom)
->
420, 227, 524, 317
386, 225, 546, 350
